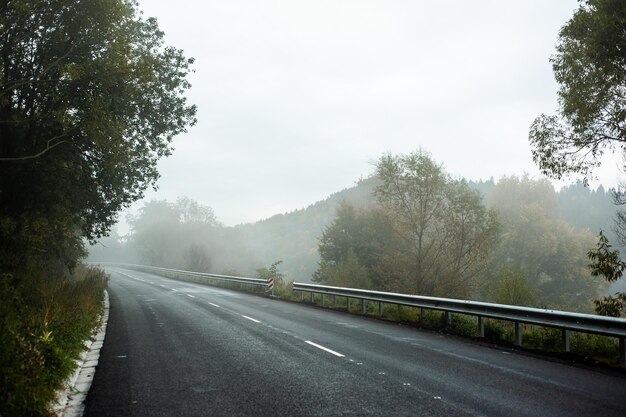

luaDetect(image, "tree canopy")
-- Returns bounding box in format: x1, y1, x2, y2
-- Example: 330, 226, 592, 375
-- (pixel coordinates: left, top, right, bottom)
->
486, 175, 602, 311
528, 0, 626, 313
314, 152, 500, 298
375, 152, 500, 297
0, 0, 196, 270
529, 0, 626, 182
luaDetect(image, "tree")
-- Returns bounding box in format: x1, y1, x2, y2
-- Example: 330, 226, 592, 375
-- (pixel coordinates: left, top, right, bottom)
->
182, 243, 212, 273
529, 0, 626, 183
313, 202, 395, 290
587, 231, 626, 316
314, 249, 371, 289
177, 197, 220, 226
0, 0, 196, 270
374, 151, 499, 297
256, 260, 285, 286
126, 200, 182, 267
315, 152, 499, 298
486, 176, 604, 311
492, 265, 537, 307
527, 0, 626, 310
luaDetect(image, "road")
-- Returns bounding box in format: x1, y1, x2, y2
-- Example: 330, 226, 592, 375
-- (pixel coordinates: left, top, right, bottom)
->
84, 268, 626, 416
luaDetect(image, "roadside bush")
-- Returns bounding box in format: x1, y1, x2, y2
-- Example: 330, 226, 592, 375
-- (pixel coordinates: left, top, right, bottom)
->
449, 314, 478, 337
0, 262, 107, 417
522, 326, 562, 352
570, 333, 619, 365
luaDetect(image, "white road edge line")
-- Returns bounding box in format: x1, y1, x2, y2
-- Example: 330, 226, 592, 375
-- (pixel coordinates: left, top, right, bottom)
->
305, 340, 345, 357
241, 315, 261, 323
187, 294, 195, 298
209, 302, 220, 307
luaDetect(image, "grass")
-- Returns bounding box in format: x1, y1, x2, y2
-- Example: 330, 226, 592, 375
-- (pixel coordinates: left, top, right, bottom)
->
0, 261, 107, 417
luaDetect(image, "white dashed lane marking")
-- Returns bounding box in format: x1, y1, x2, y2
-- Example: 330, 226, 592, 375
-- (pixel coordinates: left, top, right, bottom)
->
304, 341, 345, 358
241, 315, 261, 323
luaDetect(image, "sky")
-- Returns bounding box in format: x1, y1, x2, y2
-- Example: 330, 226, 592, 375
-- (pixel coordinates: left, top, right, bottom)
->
119, 0, 621, 228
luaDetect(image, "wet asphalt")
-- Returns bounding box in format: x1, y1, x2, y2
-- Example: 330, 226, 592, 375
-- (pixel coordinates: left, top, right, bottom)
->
83, 268, 626, 417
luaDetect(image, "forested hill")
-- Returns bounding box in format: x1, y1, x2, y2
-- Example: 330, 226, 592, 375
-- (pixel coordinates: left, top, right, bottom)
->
236, 177, 618, 283
231, 176, 618, 284
234, 176, 379, 282
89, 175, 619, 288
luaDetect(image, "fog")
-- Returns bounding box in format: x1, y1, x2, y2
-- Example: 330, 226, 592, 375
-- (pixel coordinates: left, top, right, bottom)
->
110, 0, 623, 229
89, 0, 625, 312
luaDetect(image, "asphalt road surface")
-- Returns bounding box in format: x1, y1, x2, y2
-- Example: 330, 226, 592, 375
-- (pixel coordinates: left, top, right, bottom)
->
83, 268, 626, 416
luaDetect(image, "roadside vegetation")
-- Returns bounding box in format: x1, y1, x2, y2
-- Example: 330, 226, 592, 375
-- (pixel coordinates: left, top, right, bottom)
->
1, 0, 195, 415
0, 264, 107, 416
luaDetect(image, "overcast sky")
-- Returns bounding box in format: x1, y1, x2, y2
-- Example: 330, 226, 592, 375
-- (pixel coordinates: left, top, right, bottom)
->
121, 0, 620, 228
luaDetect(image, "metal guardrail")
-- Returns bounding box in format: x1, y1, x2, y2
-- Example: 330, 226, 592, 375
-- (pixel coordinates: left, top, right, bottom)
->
293, 282, 626, 366
109, 263, 267, 287
103, 263, 626, 367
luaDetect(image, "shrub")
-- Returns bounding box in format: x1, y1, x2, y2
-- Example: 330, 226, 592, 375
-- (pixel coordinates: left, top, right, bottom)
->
0, 262, 107, 417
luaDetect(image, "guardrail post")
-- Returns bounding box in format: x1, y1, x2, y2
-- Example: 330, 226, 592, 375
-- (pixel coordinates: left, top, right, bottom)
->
347, 297, 351, 311
333, 295, 336, 305
362, 299, 367, 314
562, 330, 570, 352
515, 322, 522, 346
301, 291, 304, 302
321, 293, 325, 306
478, 316, 485, 338
420, 308, 425, 322
619, 337, 626, 368
378, 302, 383, 317
444, 311, 451, 328
310, 292, 314, 303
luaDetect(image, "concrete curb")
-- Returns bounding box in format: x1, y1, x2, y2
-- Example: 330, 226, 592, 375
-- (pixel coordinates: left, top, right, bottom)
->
53, 289, 110, 417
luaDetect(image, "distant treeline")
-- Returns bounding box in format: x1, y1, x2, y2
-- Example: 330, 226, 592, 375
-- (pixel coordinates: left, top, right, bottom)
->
89, 153, 620, 313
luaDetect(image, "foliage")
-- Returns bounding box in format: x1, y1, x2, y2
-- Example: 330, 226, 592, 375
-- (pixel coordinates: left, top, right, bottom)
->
570, 332, 620, 363
374, 151, 500, 297
0, 263, 107, 416
0, 2, 194, 412
182, 243, 212, 273
528, 0, 626, 183
313, 152, 499, 298
528, 0, 626, 315
103, 173, 618, 294
236, 176, 381, 282
126, 200, 182, 266
485, 175, 602, 311
0, 0, 196, 273
588, 231, 626, 283
592, 294, 626, 317
256, 260, 285, 286
124, 198, 237, 273
176, 197, 220, 225
557, 182, 616, 237
587, 231, 626, 316
492, 265, 537, 307
313, 249, 371, 289
313, 202, 395, 289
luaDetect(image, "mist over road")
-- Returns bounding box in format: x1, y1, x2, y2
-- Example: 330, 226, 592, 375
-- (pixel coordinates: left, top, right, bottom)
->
84, 268, 626, 416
